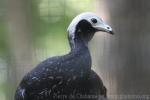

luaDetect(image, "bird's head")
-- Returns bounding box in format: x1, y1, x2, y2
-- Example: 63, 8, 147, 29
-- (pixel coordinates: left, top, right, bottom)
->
67, 12, 114, 48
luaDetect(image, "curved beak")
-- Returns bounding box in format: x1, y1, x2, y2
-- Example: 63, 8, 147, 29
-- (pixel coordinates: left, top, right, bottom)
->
93, 23, 114, 35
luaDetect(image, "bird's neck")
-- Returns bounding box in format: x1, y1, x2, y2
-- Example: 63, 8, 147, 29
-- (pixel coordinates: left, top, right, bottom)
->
70, 35, 89, 52
69, 35, 92, 69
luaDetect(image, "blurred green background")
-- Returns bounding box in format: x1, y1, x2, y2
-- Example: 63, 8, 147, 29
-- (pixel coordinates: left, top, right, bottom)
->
0, 0, 96, 100
1, 0, 150, 100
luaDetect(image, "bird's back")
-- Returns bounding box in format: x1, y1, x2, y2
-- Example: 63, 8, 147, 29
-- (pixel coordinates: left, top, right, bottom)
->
15, 49, 106, 100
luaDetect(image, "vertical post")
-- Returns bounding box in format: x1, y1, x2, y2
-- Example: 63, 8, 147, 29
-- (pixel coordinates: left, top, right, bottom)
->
97, 0, 150, 99
6, 0, 33, 99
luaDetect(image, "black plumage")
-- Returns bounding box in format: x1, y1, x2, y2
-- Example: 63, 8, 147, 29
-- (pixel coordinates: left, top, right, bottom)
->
15, 12, 113, 100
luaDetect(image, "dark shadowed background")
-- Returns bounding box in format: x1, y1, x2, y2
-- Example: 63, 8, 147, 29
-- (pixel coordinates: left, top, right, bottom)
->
0, 0, 150, 100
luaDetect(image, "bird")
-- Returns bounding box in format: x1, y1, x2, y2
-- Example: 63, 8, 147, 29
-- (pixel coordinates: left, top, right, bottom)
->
15, 12, 114, 100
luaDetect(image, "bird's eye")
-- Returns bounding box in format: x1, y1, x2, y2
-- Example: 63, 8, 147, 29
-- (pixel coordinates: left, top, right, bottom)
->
91, 18, 97, 24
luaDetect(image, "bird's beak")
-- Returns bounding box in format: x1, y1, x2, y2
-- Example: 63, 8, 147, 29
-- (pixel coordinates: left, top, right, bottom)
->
94, 23, 114, 35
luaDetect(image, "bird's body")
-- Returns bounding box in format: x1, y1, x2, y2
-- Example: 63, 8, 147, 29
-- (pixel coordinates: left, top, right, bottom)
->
15, 12, 113, 100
